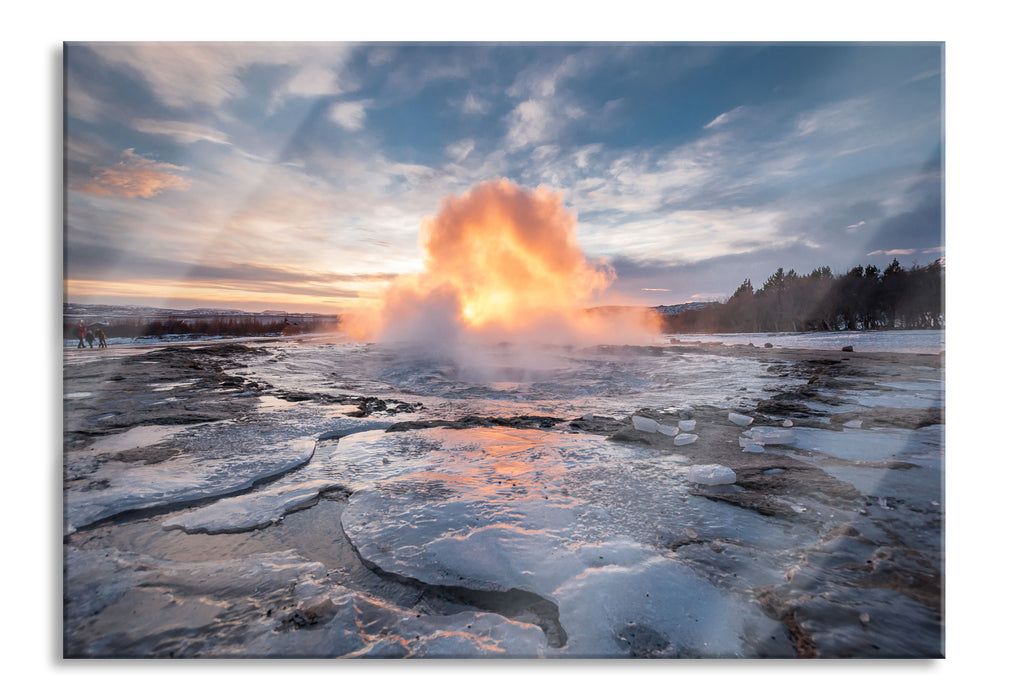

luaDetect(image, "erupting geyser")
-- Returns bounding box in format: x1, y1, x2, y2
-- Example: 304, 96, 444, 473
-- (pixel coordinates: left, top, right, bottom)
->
350, 179, 658, 348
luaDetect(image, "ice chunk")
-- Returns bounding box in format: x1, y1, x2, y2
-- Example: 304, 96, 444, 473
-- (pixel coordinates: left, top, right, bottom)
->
843, 419, 863, 429
748, 427, 794, 445
741, 442, 765, 453
657, 424, 679, 437
63, 433, 318, 532
686, 464, 736, 486
728, 412, 753, 426
161, 479, 341, 534
631, 415, 659, 433
782, 419, 793, 428
673, 433, 698, 446
665, 405, 694, 416
678, 419, 696, 432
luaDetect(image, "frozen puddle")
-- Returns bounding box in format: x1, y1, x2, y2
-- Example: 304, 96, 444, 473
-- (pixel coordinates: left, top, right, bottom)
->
334, 426, 790, 657
64, 421, 317, 533
162, 479, 343, 534
789, 425, 943, 468
64, 546, 549, 658
77, 424, 191, 454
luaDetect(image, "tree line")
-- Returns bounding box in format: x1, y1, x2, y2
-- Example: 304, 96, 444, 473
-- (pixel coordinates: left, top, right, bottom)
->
661, 258, 944, 334
63, 316, 336, 341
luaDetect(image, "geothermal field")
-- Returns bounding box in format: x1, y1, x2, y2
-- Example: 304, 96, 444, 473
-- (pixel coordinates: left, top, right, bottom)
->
62, 332, 944, 658
62, 183, 944, 658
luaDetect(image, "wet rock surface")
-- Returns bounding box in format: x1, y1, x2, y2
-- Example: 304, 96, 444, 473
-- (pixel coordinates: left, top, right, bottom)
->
63, 338, 943, 658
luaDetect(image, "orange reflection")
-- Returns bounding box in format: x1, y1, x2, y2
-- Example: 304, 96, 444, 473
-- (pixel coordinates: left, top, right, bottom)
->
387, 427, 590, 510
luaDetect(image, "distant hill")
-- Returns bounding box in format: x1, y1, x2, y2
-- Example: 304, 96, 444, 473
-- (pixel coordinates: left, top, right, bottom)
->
63, 302, 340, 322
62, 303, 342, 341
654, 302, 718, 316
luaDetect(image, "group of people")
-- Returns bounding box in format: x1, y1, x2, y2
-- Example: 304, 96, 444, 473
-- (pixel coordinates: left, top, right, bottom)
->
75, 319, 107, 349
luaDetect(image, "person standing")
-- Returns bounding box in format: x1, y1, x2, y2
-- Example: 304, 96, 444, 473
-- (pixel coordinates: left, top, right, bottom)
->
76, 320, 86, 349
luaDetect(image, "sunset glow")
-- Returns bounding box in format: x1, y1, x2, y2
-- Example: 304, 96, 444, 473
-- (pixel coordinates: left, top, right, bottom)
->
348, 180, 659, 344
63, 43, 943, 314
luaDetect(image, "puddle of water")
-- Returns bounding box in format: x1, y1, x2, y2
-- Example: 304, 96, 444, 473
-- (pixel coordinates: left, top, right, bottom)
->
85, 424, 192, 453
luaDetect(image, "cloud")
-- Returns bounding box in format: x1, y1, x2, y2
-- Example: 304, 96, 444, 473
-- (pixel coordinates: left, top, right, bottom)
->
72, 148, 190, 199
863, 153, 943, 255
461, 92, 489, 115
507, 50, 599, 101
704, 106, 746, 129
66, 240, 397, 287
329, 100, 372, 131
89, 43, 357, 111
132, 118, 231, 145
88, 43, 254, 109
868, 249, 916, 256
846, 220, 867, 231
65, 80, 108, 123
581, 206, 787, 267
503, 50, 600, 150
505, 99, 553, 149
905, 69, 940, 84
796, 98, 869, 137
446, 139, 475, 162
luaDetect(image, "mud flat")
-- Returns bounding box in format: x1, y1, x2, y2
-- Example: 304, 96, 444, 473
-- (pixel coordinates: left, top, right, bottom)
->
63, 338, 943, 658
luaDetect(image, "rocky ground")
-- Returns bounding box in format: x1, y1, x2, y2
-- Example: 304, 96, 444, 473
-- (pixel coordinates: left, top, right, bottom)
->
62, 339, 944, 658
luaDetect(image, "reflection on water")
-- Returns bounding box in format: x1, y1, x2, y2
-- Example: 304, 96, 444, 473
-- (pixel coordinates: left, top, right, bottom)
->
244, 340, 799, 422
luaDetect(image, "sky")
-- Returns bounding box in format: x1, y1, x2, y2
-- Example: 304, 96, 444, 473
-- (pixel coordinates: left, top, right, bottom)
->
64, 41, 943, 314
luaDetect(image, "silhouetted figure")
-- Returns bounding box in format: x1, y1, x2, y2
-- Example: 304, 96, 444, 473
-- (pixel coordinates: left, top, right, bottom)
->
76, 320, 86, 349
96, 328, 107, 348
85, 329, 94, 348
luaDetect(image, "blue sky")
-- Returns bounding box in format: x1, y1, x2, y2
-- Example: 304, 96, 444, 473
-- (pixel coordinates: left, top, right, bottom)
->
64, 41, 943, 312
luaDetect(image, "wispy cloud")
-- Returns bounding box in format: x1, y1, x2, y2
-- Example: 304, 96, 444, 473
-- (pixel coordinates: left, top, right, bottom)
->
461, 92, 489, 115
132, 118, 231, 145
906, 69, 940, 84
329, 100, 372, 131
71, 148, 190, 199
89, 42, 357, 112
505, 99, 555, 149
89, 43, 255, 109
503, 50, 600, 151
796, 98, 869, 137
704, 106, 746, 129
446, 139, 475, 162
868, 248, 916, 256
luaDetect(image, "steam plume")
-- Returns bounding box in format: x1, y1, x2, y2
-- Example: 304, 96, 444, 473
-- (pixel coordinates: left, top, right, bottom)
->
347, 179, 658, 349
